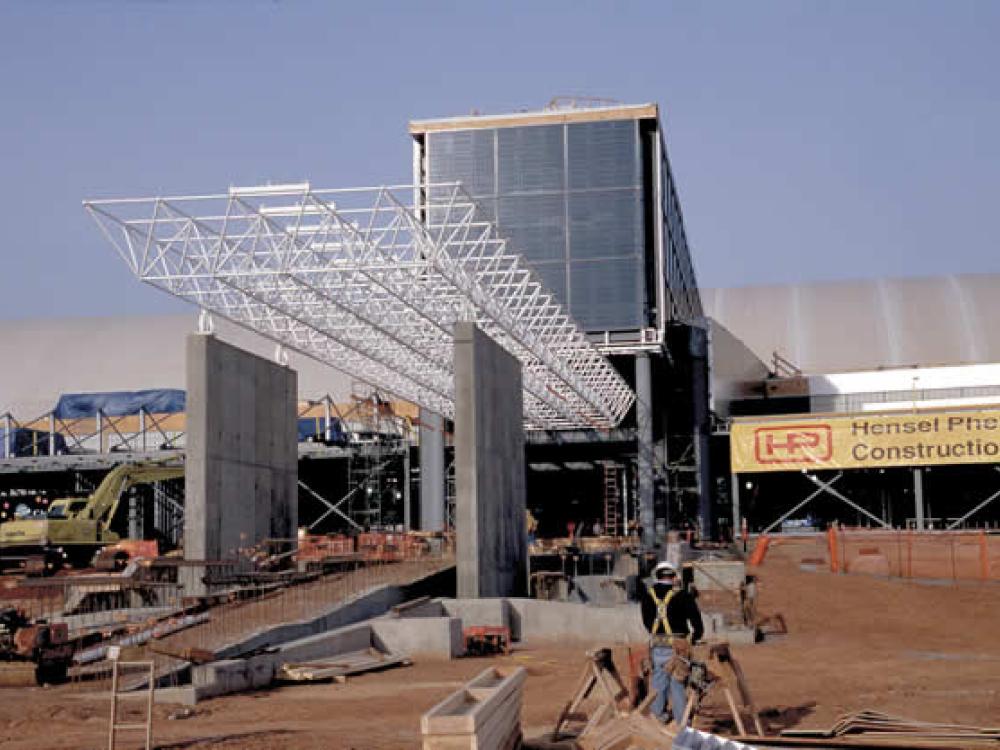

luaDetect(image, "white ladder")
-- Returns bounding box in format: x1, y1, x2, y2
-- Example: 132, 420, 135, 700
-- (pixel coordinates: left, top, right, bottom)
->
108, 659, 155, 750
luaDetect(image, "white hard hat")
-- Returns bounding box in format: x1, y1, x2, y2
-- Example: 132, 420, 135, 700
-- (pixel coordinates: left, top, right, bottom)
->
653, 561, 677, 578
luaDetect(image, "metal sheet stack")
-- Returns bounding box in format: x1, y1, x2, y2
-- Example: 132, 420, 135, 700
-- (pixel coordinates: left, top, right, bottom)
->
777, 709, 1000, 748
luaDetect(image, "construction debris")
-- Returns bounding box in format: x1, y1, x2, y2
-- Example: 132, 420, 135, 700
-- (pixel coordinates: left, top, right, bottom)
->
674, 727, 759, 750
682, 643, 765, 736
278, 647, 411, 683
552, 648, 631, 741
464, 625, 512, 656
774, 709, 1000, 747
422, 666, 526, 750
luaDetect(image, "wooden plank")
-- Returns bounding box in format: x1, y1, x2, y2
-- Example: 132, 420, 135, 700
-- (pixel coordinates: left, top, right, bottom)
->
279, 650, 410, 681
422, 667, 525, 736
426, 684, 521, 741
392, 596, 432, 616
422, 690, 477, 736
578, 703, 613, 740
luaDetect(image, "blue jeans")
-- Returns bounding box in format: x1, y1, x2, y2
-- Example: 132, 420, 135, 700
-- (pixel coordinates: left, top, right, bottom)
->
651, 645, 687, 725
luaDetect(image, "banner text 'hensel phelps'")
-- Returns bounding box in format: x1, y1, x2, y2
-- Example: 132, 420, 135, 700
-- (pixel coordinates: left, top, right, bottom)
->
851, 415, 1000, 436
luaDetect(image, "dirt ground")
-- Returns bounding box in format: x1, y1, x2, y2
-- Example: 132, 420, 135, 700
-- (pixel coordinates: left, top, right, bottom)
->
1, 548, 999, 749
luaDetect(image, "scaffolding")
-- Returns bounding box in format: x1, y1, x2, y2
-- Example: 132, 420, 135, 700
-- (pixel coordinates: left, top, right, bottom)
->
343, 384, 410, 531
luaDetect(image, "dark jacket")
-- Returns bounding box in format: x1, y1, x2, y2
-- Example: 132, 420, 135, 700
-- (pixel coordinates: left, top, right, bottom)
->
640, 580, 704, 642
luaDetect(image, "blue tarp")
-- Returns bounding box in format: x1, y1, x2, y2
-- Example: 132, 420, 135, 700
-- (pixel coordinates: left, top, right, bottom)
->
53, 389, 187, 419
297, 416, 348, 446
0, 428, 68, 457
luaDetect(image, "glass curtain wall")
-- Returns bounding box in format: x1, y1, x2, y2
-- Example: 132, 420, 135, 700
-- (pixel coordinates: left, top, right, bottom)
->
426, 120, 646, 333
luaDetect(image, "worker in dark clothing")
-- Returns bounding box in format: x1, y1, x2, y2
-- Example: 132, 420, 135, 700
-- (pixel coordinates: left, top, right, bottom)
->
640, 560, 704, 725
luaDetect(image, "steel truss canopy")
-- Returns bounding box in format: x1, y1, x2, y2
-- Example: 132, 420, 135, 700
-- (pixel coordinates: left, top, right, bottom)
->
84, 182, 635, 430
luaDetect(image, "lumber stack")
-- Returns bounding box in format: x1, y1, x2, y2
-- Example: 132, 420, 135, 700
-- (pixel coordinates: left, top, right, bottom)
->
575, 708, 677, 750
422, 666, 526, 750
774, 709, 1000, 748
278, 647, 411, 683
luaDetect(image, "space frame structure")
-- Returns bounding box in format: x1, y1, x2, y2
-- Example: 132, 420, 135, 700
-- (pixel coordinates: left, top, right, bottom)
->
85, 182, 634, 431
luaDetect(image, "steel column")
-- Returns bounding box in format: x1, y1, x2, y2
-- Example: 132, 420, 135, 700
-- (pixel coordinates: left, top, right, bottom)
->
636, 353, 655, 548
913, 468, 925, 530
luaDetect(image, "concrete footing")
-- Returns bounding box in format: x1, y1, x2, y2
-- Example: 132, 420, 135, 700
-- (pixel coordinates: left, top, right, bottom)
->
152, 581, 751, 704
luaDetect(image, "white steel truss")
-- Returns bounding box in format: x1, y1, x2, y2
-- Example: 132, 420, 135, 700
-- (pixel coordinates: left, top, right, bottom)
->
84, 182, 634, 430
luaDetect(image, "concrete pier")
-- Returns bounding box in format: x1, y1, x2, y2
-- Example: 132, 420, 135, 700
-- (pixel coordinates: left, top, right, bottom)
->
453, 323, 527, 598
185, 334, 297, 567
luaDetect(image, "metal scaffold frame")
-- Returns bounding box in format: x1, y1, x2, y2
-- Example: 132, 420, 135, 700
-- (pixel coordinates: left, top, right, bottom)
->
85, 182, 634, 430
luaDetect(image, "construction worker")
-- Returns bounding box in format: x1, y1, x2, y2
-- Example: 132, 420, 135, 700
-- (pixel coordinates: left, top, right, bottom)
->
640, 560, 704, 725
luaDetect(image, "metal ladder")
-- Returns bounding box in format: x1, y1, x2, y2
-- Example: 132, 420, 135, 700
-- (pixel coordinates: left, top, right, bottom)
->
108, 659, 155, 750
603, 464, 621, 537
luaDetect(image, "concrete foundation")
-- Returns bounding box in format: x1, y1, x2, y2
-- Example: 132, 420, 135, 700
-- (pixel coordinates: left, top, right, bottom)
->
185, 334, 297, 569
453, 323, 527, 598
691, 560, 747, 593
153, 586, 752, 704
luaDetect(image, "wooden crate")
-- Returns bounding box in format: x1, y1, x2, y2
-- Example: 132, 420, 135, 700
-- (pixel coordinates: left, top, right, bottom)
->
421, 666, 526, 750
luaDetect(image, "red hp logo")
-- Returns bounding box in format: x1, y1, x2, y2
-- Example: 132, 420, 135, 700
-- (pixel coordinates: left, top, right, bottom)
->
754, 425, 833, 464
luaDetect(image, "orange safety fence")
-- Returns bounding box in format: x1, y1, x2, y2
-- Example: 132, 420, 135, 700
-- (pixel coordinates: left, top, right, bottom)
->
834, 529, 998, 581
749, 529, 1000, 582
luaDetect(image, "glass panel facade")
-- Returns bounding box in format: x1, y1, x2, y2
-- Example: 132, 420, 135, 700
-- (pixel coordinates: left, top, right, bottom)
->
567, 120, 640, 190
497, 125, 564, 193
497, 193, 566, 263
570, 258, 643, 331
568, 189, 643, 261
424, 114, 701, 334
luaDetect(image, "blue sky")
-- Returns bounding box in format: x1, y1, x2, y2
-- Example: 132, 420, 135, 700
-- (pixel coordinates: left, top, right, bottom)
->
1, 1, 997, 319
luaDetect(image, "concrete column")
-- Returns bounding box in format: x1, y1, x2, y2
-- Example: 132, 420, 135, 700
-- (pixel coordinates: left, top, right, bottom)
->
454, 323, 527, 598
402, 446, 411, 531
690, 326, 713, 539
913, 468, 925, 530
419, 409, 445, 531
635, 352, 655, 549
731, 473, 740, 540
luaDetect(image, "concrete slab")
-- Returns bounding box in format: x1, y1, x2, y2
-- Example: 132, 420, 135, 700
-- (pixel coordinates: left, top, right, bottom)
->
440, 598, 510, 629
506, 598, 648, 643
692, 560, 746, 592
372, 617, 463, 658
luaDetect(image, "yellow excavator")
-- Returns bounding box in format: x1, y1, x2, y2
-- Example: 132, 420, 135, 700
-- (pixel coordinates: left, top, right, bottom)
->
0, 461, 184, 573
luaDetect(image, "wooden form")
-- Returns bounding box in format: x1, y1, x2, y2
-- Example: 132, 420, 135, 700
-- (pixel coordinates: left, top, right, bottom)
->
552, 648, 630, 740
278, 647, 411, 683
422, 666, 526, 750
549, 649, 675, 750
107, 660, 154, 750
678, 643, 765, 737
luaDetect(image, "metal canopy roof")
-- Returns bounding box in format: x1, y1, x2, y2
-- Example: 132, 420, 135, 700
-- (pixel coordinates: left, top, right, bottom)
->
84, 182, 635, 430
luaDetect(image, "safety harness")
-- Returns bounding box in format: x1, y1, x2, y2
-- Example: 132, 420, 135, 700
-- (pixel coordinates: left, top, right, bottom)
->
647, 585, 679, 637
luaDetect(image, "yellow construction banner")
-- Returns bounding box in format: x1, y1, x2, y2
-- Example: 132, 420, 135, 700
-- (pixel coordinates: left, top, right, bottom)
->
730, 409, 1000, 473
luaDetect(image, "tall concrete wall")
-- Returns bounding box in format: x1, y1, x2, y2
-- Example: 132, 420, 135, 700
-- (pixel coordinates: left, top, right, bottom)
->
453, 323, 527, 598
185, 334, 297, 562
